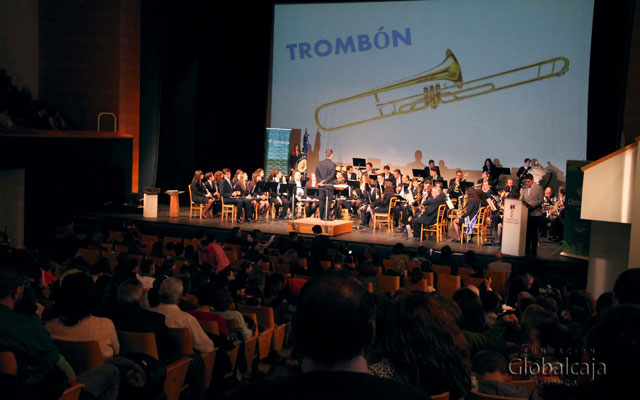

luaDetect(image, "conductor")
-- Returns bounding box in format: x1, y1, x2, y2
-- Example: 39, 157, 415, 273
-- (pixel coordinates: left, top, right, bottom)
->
316, 149, 337, 220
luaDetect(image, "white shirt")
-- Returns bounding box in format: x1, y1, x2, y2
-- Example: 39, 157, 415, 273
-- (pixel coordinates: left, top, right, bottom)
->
136, 274, 155, 290
150, 304, 214, 353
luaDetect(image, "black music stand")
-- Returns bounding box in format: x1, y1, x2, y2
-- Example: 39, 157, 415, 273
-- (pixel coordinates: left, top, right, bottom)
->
412, 169, 428, 179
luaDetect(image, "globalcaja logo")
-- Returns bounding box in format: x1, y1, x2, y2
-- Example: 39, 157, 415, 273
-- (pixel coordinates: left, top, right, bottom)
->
509, 352, 606, 386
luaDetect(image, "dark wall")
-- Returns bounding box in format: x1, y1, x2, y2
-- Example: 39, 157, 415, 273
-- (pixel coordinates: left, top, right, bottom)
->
0, 135, 132, 246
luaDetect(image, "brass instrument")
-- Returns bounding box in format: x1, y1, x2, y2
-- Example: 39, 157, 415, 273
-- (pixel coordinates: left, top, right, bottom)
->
314, 49, 569, 131
452, 172, 469, 193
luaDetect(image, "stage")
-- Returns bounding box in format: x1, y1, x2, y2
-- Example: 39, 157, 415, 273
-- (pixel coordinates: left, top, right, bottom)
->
75, 205, 583, 263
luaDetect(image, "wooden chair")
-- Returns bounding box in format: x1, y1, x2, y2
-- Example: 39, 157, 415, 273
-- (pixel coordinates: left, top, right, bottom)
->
167, 327, 217, 391
376, 266, 383, 275
77, 248, 101, 264
101, 251, 118, 271
421, 204, 447, 242
382, 259, 395, 270
199, 320, 242, 380
114, 244, 129, 254
485, 270, 509, 294
433, 264, 451, 275
463, 276, 485, 288
0, 351, 18, 375
221, 197, 237, 222
108, 230, 124, 244
258, 260, 272, 273
117, 331, 160, 360
462, 206, 489, 244
276, 263, 290, 274
225, 318, 258, 373
148, 256, 165, 267
53, 340, 103, 375
432, 392, 450, 400
376, 275, 401, 294
341, 208, 350, 220
458, 267, 473, 276
373, 197, 398, 232
404, 278, 429, 292
188, 185, 204, 219
320, 260, 332, 270
164, 236, 183, 245
237, 304, 288, 352
239, 313, 274, 360
436, 273, 461, 297
165, 358, 192, 400
366, 281, 374, 293
407, 261, 421, 271
468, 391, 528, 400
59, 384, 85, 400
424, 271, 435, 288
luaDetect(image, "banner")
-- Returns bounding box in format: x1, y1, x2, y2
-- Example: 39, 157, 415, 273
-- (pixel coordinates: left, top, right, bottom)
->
265, 128, 291, 174
561, 160, 591, 258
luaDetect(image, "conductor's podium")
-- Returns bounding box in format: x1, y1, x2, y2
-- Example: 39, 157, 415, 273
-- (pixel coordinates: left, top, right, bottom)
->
287, 217, 353, 237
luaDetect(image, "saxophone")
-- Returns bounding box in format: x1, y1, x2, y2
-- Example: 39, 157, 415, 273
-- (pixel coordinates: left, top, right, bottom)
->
452, 172, 469, 193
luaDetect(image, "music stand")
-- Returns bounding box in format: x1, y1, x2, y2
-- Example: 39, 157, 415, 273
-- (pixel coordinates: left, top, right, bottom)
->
353, 158, 366, 167
265, 182, 279, 196
412, 169, 428, 179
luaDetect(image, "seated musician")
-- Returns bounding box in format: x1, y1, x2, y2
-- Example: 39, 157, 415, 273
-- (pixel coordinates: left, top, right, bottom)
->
191, 170, 214, 218
267, 169, 291, 219
482, 158, 500, 187
504, 178, 519, 199
409, 186, 447, 238
333, 175, 350, 218
421, 180, 433, 204
376, 174, 386, 194
393, 174, 412, 228
424, 159, 441, 179
364, 181, 394, 226
360, 177, 379, 227
481, 181, 496, 196
204, 171, 221, 213
232, 169, 244, 186
250, 169, 270, 217
429, 167, 444, 184
381, 165, 393, 181
345, 165, 357, 181
365, 162, 375, 177
220, 168, 245, 222
449, 170, 466, 199
477, 171, 491, 187
232, 172, 254, 221
304, 173, 320, 217
393, 169, 402, 189
452, 187, 484, 242
290, 171, 314, 218
539, 187, 558, 239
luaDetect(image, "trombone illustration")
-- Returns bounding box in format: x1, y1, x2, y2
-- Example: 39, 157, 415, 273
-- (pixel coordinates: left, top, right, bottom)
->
314, 49, 569, 131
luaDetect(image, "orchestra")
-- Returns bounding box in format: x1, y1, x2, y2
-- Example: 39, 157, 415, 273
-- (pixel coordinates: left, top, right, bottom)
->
188, 153, 563, 245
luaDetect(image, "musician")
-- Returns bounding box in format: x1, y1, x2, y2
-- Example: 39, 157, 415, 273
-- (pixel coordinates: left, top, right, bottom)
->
539, 187, 558, 239
410, 186, 447, 238
449, 170, 466, 199
304, 173, 320, 218
550, 187, 565, 242
429, 167, 443, 185
364, 181, 394, 226
381, 165, 393, 182
290, 171, 312, 218
190, 170, 215, 218
452, 187, 483, 242
365, 162, 376, 176
517, 158, 532, 188
376, 174, 386, 194
233, 172, 255, 221
520, 173, 544, 256
392, 169, 402, 189
345, 165, 357, 181
393, 174, 413, 228
267, 169, 290, 219
220, 168, 249, 222
477, 171, 491, 186
482, 158, 499, 187
316, 149, 337, 220
289, 143, 301, 175
232, 169, 244, 186
421, 181, 433, 205
481, 181, 496, 197
359, 177, 379, 227
250, 170, 270, 217
504, 178, 519, 199
424, 159, 441, 180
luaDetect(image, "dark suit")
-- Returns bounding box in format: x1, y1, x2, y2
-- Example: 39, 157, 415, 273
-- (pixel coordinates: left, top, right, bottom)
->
449, 178, 464, 198
412, 193, 446, 237
424, 165, 441, 179
221, 178, 249, 221
232, 181, 253, 220
345, 172, 357, 181
316, 158, 337, 219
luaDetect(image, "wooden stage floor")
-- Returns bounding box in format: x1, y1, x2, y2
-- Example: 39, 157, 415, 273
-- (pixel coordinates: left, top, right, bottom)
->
77, 205, 583, 265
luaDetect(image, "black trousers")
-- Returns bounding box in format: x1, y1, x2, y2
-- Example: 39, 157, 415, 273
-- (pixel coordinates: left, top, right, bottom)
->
227, 198, 252, 220
526, 215, 540, 256
318, 188, 334, 220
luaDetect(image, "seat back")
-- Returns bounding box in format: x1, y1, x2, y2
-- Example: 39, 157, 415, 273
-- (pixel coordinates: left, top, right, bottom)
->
376, 275, 400, 294
164, 358, 191, 400
431, 392, 450, 400
53, 340, 103, 375
188, 185, 195, 205
198, 320, 220, 336
485, 270, 509, 294
463, 276, 485, 288
458, 267, 473, 276
77, 248, 101, 264
237, 304, 275, 329
0, 351, 17, 376
59, 384, 85, 400
436, 204, 447, 224
510, 379, 538, 392
404, 278, 429, 292
433, 264, 451, 275
437, 273, 461, 297
468, 391, 528, 400
167, 327, 194, 356
117, 331, 159, 360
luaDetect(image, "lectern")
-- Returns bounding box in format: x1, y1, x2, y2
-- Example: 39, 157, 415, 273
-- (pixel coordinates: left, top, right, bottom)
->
143, 188, 161, 218
501, 198, 528, 257
165, 190, 184, 218
581, 137, 640, 298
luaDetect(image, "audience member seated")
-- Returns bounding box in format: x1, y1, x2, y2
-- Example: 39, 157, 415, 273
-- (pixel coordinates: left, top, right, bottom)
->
387, 243, 410, 276
209, 282, 253, 340
45, 272, 120, 359
109, 279, 181, 364
507, 273, 540, 306
472, 350, 537, 399
613, 268, 640, 305
230, 273, 425, 399
487, 250, 512, 273
189, 283, 230, 337
0, 265, 120, 400
369, 292, 472, 398
137, 260, 156, 290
